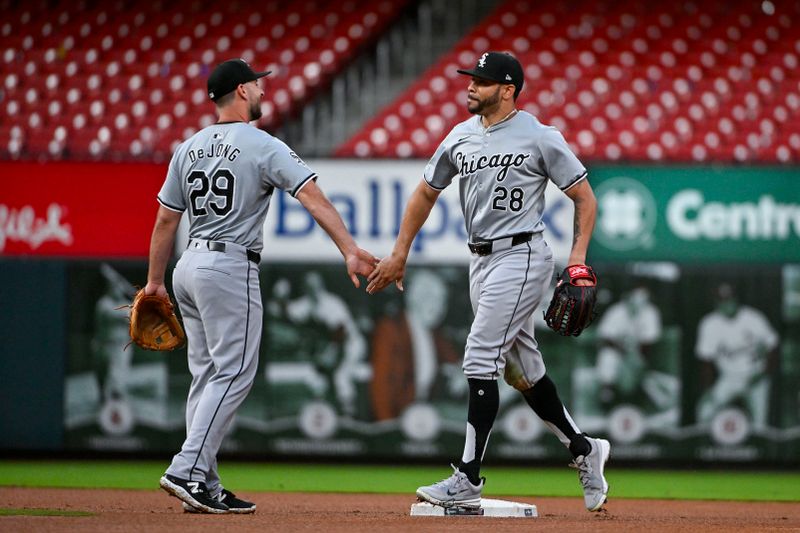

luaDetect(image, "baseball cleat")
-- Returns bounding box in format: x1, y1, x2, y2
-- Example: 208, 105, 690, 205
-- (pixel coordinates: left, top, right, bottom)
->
570, 437, 611, 512
159, 474, 229, 514
415, 465, 484, 509
182, 489, 256, 514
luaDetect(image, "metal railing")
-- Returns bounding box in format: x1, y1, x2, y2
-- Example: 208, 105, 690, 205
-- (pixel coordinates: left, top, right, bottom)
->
276, 0, 499, 156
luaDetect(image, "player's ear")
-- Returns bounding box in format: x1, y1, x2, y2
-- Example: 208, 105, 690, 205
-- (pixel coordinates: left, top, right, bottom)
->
504, 84, 516, 101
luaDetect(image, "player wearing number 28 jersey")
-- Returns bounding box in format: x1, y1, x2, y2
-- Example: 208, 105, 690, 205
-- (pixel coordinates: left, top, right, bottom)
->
367, 51, 610, 512
147, 58, 376, 514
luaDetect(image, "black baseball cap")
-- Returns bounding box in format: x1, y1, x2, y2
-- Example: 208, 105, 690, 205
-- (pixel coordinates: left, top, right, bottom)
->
457, 51, 524, 96
207, 59, 271, 101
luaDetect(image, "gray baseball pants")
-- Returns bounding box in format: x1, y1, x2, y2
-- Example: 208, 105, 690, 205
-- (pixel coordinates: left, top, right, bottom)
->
165, 239, 262, 492
464, 233, 554, 390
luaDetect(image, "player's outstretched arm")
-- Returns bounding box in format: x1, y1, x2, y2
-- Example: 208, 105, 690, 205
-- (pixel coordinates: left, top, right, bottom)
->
296, 180, 378, 288
145, 205, 182, 297
367, 180, 440, 294
563, 179, 597, 280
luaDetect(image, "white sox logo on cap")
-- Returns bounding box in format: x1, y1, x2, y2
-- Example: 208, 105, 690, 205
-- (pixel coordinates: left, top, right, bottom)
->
457, 51, 524, 96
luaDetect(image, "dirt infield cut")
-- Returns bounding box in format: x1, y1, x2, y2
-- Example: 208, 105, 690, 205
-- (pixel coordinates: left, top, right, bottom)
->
1, 488, 799, 532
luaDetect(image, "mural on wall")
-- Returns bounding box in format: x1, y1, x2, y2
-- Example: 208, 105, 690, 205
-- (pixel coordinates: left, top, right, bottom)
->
63, 261, 800, 462
55, 163, 800, 462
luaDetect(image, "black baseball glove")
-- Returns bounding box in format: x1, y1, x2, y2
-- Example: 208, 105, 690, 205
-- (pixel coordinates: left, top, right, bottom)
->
544, 264, 598, 337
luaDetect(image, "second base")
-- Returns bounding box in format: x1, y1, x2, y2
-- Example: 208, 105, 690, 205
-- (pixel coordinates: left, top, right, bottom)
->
410, 498, 537, 518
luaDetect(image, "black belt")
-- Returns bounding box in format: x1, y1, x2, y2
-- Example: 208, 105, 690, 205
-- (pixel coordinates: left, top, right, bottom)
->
468, 232, 533, 256
205, 240, 261, 264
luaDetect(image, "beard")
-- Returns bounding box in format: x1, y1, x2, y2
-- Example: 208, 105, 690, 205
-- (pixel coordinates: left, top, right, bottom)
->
467, 86, 501, 115
248, 99, 262, 121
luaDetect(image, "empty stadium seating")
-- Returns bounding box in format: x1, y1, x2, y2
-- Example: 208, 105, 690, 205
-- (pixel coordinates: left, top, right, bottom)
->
3, 0, 799, 163
0, 0, 410, 161
337, 0, 800, 162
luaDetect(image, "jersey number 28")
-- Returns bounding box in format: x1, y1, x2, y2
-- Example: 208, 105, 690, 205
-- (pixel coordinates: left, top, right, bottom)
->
492, 186, 524, 212
188, 169, 235, 217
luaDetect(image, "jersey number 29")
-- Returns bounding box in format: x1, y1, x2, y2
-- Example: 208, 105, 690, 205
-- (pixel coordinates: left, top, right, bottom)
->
188, 169, 235, 217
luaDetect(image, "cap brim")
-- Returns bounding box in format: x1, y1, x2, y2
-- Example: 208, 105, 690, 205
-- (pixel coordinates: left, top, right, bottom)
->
456, 68, 480, 77
456, 68, 505, 84
254, 70, 272, 79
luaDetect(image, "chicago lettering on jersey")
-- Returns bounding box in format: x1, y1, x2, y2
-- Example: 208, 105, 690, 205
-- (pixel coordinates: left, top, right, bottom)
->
187, 143, 240, 163
454, 151, 530, 182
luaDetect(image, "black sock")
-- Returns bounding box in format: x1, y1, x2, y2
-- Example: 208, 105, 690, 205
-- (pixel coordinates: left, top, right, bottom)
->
568, 433, 592, 458
522, 374, 590, 458
459, 378, 499, 485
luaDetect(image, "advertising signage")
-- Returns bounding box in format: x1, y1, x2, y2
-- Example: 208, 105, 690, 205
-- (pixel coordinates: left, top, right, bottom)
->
589, 166, 800, 263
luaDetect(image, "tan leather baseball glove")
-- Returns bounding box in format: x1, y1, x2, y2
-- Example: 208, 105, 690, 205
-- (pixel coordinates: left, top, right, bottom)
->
127, 288, 186, 351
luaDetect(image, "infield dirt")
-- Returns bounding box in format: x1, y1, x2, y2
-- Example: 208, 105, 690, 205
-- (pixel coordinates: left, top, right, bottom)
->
1, 487, 798, 532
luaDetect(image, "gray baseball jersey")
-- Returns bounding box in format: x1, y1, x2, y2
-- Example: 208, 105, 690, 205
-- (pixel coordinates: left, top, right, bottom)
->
424, 110, 586, 241
160, 121, 314, 492
424, 110, 587, 451
158, 122, 316, 253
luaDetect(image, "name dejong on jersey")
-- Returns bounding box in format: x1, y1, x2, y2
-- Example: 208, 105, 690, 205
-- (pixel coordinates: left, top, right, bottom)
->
187, 142, 241, 163
454, 151, 530, 182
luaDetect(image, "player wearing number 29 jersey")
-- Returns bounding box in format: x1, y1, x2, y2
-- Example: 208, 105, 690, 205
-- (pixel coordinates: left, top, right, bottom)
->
158, 123, 315, 253
147, 58, 376, 514
367, 52, 609, 512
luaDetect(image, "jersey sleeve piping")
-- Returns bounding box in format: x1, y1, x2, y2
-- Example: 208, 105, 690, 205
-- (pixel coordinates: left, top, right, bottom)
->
423, 177, 446, 191
560, 170, 588, 191
157, 196, 185, 213
291, 172, 318, 197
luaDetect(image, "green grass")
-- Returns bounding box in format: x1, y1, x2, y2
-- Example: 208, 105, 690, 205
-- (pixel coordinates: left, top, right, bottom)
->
0, 508, 93, 517
0, 461, 798, 502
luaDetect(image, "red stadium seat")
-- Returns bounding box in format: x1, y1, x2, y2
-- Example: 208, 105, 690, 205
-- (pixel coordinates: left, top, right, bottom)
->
337, 0, 800, 162
2, 0, 412, 161
3, 0, 800, 162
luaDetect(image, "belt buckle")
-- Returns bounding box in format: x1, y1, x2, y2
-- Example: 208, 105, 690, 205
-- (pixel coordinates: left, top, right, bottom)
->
206, 241, 226, 253
469, 241, 492, 256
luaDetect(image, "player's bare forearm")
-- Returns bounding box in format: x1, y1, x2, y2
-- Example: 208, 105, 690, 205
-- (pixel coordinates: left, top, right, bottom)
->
297, 181, 378, 287
564, 179, 597, 267
366, 180, 440, 294
145, 206, 182, 296
391, 180, 441, 260
297, 181, 358, 255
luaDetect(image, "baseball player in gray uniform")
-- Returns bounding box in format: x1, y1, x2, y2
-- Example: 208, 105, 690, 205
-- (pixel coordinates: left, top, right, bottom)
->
367, 52, 610, 512
146, 58, 377, 514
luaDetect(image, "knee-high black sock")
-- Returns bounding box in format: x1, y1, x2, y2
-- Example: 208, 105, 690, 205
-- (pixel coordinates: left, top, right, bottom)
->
458, 378, 499, 485
522, 374, 590, 458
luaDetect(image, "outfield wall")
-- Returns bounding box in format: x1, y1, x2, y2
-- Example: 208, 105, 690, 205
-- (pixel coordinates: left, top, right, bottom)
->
2, 161, 799, 464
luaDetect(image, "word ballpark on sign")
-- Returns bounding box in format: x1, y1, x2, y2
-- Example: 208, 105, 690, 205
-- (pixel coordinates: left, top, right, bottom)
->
273, 179, 468, 253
